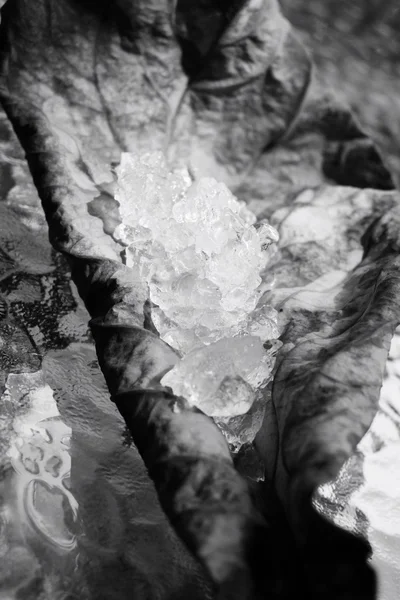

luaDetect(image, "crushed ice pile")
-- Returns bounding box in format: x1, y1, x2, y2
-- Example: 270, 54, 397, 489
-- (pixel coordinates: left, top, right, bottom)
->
114, 153, 280, 434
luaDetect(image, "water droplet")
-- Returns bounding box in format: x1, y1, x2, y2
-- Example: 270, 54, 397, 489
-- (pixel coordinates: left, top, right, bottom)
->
60, 435, 71, 449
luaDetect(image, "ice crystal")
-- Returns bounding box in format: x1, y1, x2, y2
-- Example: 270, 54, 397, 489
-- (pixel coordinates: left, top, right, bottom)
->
115, 152, 280, 439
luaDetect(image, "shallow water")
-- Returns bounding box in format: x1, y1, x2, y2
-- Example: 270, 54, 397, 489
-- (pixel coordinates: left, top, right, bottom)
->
0, 344, 212, 599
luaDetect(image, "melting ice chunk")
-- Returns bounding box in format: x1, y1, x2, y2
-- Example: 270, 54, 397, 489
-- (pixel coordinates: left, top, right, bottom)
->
115, 152, 280, 438
115, 152, 279, 349
161, 335, 274, 417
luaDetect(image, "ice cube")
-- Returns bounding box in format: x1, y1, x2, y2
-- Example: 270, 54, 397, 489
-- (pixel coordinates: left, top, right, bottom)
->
161, 336, 273, 418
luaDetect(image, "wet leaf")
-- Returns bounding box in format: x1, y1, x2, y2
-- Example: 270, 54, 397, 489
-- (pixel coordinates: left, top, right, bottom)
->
0, 1, 398, 598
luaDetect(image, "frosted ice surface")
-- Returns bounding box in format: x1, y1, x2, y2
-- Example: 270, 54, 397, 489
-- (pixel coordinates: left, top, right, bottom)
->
115, 152, 280, 436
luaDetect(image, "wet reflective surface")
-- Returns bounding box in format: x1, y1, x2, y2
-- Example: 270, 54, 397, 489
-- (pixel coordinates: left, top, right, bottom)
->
0, 112, 211, 600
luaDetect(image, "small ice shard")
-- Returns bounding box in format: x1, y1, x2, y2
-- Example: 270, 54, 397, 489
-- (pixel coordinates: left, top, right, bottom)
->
161, 336, 274, 418
115, 152, 281, 443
